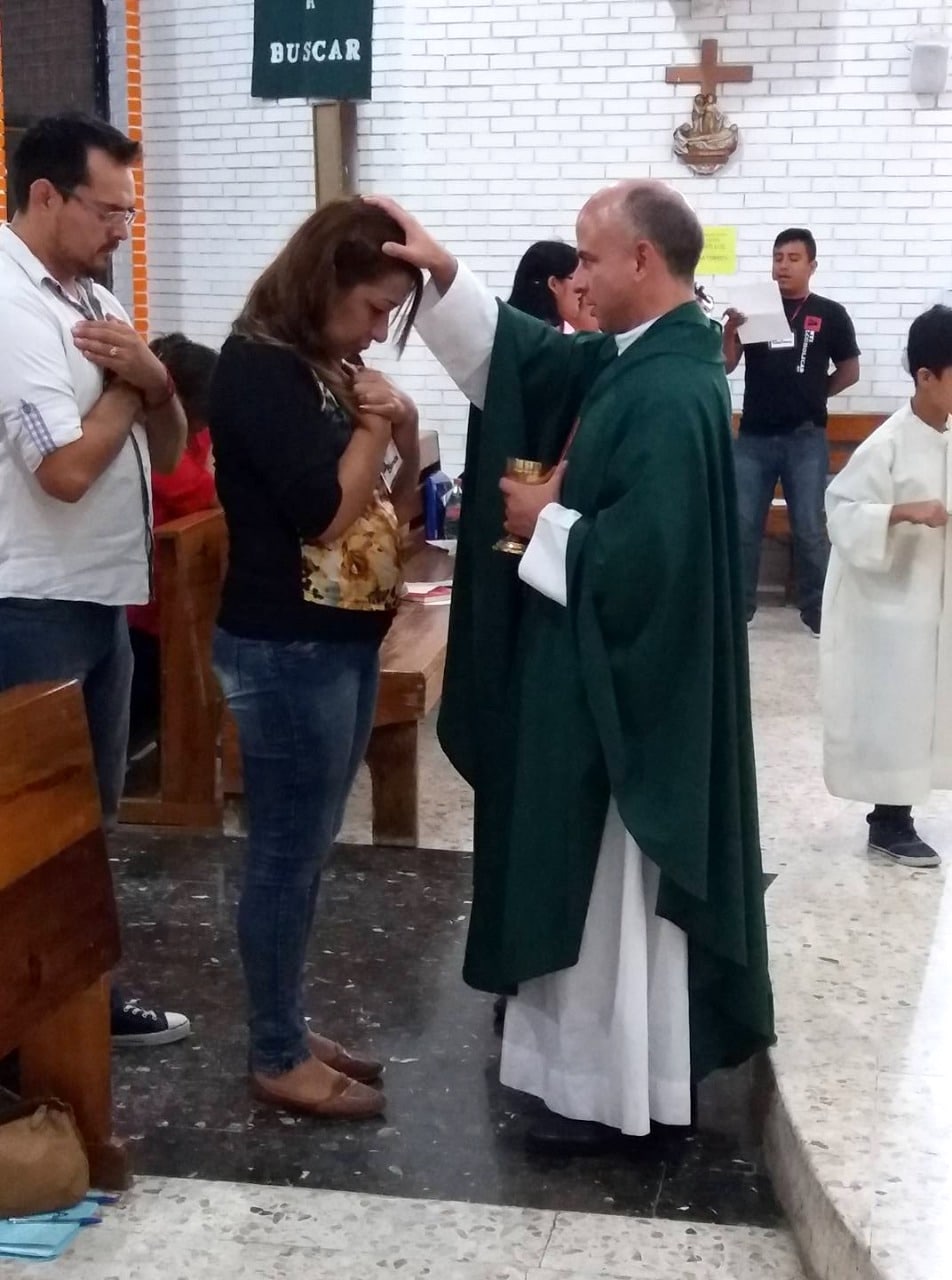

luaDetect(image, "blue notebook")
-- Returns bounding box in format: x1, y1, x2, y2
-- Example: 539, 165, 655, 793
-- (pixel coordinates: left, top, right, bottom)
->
0, 1219, 82, 1260
0, 1199, 104, 1259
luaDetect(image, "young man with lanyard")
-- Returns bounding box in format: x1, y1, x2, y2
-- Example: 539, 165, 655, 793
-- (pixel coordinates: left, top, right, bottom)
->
723, 228, 860, 635
0, 113, 191, 1047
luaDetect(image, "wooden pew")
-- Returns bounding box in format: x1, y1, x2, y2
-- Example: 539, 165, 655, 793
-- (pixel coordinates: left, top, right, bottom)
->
362, 430, 451, 845
0, 681, 129, 1189
119, 510, 226, 828
124, 431, 450, 846
365, 542, 451, 846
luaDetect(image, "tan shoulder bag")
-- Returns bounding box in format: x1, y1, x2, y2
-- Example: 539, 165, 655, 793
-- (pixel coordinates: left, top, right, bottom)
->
0, 1098, 89, 1217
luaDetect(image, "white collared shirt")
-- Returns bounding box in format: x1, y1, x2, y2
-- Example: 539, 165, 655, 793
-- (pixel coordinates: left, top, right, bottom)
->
0, 224, 151, 605
615, 316, 659, 356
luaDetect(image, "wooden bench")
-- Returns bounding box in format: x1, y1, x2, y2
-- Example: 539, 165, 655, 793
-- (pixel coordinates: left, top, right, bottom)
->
122, 431, 450, 846
0, 681, 129, 1189
733, 412, 885, 594
364, 540, 452, 846
119, 510, 226, 829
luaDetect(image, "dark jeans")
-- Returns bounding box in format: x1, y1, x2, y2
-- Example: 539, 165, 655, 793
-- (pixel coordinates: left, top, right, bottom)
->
733, 425, 830, 621
212, 629, 379, 1076
0, 598, 132, 823
128, 626, 160, 753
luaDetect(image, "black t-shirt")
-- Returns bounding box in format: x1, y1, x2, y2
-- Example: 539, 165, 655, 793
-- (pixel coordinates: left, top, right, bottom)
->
739, 293, 860, 435
209, 335, 392, 645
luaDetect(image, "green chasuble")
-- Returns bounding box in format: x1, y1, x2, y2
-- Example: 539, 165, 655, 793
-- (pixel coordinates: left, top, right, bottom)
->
437, 299, 775, 1082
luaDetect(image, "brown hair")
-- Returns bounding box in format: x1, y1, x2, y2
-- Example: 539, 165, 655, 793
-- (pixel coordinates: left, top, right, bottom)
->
233, 197, 423, 412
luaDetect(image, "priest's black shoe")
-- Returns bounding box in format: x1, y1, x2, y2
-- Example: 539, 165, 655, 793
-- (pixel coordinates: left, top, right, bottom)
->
525, 1113, 622, 1157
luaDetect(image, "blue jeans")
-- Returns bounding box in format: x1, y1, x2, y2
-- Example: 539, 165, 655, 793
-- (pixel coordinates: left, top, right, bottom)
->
0, 598, 132, 824
213, 629, 380, 1076
733, 425, 830, 621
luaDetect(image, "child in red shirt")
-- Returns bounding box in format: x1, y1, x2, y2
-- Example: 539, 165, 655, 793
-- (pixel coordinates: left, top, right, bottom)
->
128, 334, 219, 752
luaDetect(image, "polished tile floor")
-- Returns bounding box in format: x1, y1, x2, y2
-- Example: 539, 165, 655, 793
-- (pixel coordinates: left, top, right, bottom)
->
17, 599, 926, 1279
100, 830, 779, 1225
95, 604, 952, 1280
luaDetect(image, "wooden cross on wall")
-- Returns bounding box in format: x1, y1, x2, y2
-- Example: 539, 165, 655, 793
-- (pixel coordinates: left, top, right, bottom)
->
666, 39, 753, 99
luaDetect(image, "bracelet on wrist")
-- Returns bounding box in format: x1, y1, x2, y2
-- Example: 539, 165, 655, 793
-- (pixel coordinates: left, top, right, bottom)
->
144, 368, 177, 412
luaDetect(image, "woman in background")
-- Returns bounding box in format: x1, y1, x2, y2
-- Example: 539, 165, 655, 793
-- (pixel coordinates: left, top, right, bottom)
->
508, 240, 598, 332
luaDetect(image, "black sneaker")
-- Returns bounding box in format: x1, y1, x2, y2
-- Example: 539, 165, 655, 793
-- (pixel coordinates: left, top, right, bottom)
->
868, 820, 941, 868
111, 999, 191, 1047
801, 609, 821, 637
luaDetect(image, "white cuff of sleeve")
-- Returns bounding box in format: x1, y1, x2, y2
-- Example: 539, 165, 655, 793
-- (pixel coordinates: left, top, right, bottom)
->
829, 503, 896, 573
415, 261, 498, 410
866, 504, 897, 571
518, 503, 583, 607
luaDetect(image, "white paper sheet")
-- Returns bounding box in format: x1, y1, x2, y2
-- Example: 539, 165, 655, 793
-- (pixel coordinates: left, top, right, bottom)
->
729, 281, 791, 346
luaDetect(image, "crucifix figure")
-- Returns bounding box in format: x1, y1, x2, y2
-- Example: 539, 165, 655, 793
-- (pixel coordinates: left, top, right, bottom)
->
666, 40, 753, 175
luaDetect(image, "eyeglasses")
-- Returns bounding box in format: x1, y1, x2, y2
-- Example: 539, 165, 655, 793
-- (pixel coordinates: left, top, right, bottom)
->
61, 188, 138, 229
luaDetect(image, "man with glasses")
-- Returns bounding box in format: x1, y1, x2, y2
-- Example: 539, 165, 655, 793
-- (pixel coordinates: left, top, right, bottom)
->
0, 113, 191, 1047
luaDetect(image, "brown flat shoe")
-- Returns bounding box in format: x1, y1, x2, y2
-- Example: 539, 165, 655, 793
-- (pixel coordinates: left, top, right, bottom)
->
307, 1030, 384, 1083
252, 1066, 385, 1120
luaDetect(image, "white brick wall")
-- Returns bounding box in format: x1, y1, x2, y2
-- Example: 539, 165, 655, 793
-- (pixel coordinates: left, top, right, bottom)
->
134, 0, 952, 472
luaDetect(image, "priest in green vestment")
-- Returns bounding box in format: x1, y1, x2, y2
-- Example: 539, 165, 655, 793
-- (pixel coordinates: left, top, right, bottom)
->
373, 182, 774, 1155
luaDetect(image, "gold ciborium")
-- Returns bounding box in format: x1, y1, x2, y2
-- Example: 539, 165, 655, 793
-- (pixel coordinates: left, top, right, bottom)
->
493, 457, 551, 556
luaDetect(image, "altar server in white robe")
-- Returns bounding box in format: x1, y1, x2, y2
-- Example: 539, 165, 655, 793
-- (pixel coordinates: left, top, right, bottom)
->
822, 304, 952, 868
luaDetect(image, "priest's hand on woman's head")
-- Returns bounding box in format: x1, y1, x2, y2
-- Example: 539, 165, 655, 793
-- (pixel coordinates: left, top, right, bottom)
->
362, 196, 458, 294
500, 461, 568, 542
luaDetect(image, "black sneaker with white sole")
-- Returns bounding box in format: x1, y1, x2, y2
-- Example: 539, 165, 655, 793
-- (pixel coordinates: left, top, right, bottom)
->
868, 819, 941, 868
111, 999, 192, 1047
801, 609, 821, 637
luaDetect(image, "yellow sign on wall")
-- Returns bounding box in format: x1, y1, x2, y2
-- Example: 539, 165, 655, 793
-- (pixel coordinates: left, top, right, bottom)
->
698, 226, 737, 276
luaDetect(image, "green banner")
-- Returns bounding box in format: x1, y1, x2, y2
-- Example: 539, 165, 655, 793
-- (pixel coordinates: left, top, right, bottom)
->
252, 0, 374, 101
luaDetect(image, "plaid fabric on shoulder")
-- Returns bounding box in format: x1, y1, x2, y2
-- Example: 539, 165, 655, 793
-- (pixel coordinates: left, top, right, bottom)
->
16, 399, 59, 458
